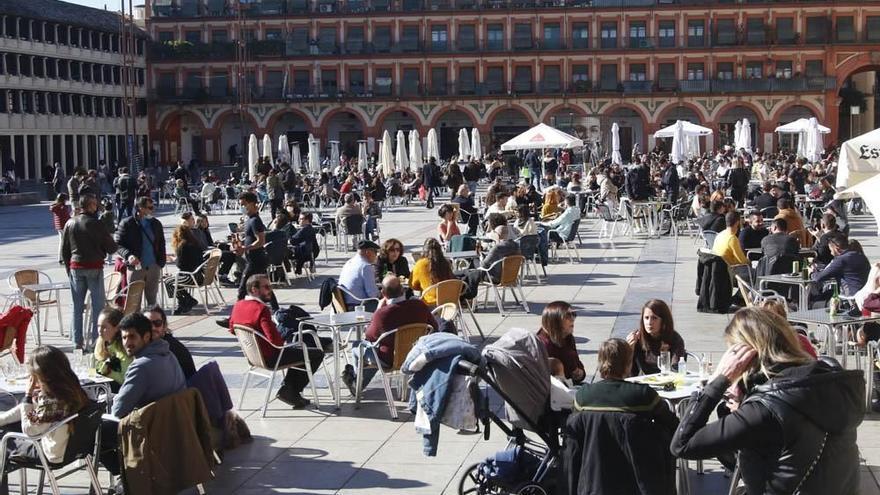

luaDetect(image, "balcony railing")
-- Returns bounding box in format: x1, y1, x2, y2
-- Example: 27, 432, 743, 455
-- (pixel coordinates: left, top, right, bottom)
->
148, 76, 837, 103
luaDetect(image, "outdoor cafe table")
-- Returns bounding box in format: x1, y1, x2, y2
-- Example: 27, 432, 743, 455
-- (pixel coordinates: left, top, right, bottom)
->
627, 372, 705, 495
19, 281, 69, 345
631, 200, 670, 238
757, 274, 814, 311
446, 250, 480, 261
301, 311, 373, 410
786, 308, 880, 371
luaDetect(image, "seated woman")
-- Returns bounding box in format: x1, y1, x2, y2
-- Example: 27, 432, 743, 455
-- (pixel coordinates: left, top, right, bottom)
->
0, 346, 89, 470
375, 238, 411, 284
94, 307, 133, 391
540, 187, 563, 221
164, 224, 203, 315
410, 238, 455, 306
362, 192, 382, 240
290, 213, 318, 274
536, 301, 586, 384
626, 299, 686, 375
513, 204, 537, 236
565, 338, 679, 494
437, 204, 461, 243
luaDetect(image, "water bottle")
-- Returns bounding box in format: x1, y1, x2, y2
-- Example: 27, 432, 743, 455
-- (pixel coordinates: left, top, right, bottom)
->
699, 352, 709, 378
678, 358, 688, 377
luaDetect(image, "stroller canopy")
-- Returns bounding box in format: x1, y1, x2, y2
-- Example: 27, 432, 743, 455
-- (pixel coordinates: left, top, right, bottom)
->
483, 327, 550, 429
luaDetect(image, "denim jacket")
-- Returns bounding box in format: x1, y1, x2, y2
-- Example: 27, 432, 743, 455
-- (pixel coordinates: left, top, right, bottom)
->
402, 333, 482, 455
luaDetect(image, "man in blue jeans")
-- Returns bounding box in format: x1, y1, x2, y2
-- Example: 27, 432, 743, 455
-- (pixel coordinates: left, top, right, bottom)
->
60, 194, 118, 349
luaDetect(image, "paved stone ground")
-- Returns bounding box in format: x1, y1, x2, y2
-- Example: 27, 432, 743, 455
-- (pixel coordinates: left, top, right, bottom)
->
1, 193, 880, 494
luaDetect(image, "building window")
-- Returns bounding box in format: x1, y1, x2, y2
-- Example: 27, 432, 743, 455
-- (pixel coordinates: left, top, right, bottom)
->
543, 23, 561, 49
716, 62, 734, 80
349, 69, 365, 94
487, 24, 504, 50
658, 21, 675, 48
629, 21, 647, 48
318, 28, 336, 53
572, 23, 588, 49
431, 67, 447, 94
211, 29, 228, 42
715, 19, 736, 45
320, 69, 338, 94
745, 61, 763, 79
401, 68, 420, 95
401, 26, 419, 52
600, 22, 617, 49
514, 66, 533, 93
374, 68, 392, 95
776, 18, 795, 43
805, 17, 828, 44
458, 66, 475, 94
264, 70, 283, 97
746, 19, 764, 45
836, 17, 855, 42
542, 65, 561, 91
210, 72, 228, 96
265, 29, 283, 41
629, 63, 646, 81
158, 31, 174, 43
346, 26, 365, 53
572, 64, 589, 92
867, 17, 880, 42
184, 31, 201, 43
373, 26, 391, 52
431, 25, 448, 51
514, 23, 532, 49
686, 63, 704, 80
458, 25, 476, 51
775, 60, 793, 79
687, 20, 704, 47
486, 66, 504, 94
157, 73, 176, 96
657, 63, 676, 89
805, 60, 824, 78
599, 64, 617, 90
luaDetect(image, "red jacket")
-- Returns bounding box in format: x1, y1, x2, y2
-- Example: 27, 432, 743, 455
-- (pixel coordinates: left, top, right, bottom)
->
229, 299, 283, 362
0, 306, 32, 363
365, 299, 435, 365
49, 203, 71, 231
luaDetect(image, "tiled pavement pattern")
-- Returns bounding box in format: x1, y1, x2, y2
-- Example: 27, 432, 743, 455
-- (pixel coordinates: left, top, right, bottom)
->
1, 194, 880, 494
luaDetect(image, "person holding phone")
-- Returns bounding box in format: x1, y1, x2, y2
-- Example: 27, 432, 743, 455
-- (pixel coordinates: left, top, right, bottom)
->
671, 307, 864, 494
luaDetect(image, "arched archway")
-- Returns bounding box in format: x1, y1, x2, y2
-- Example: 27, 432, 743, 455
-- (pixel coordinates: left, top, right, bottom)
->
268, 111, 310, 161
775, 104, 819, 152
324, 110, 365, 158
161, 112, 206, 165
717, 105, 760, 151
543, 105, 588, 140
377, 109, 418, 137
653, 106, 706, 155
489, 107, 532, 151
215, 111, 258, 166
606, 107, 645, 161
433, 109, 475, 160
837, 61, 880, 141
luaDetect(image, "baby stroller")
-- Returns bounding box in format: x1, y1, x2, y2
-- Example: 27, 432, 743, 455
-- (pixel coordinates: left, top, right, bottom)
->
457, 328, 562, 495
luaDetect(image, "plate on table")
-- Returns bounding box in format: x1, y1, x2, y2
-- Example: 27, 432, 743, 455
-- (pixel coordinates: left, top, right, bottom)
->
780, 273, 802, 279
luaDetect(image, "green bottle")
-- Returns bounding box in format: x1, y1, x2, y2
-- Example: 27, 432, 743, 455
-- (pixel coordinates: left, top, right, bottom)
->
829, 283, 840, 316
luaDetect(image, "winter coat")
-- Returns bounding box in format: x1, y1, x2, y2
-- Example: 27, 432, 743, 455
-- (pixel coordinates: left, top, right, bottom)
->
695, 250, 731, 313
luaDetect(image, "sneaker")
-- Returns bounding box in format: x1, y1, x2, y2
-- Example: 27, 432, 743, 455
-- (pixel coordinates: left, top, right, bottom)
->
276, 387, 311, 409
215, 318, 230, 329
341, 364, 357, 396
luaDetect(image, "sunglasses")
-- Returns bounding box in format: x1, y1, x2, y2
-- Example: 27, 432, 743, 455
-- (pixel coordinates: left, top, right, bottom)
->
150, 319, 164, 327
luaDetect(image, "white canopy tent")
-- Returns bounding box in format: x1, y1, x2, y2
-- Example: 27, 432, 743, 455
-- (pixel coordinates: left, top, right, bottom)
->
380, 130, 394, 177
470, 128, 482, 160
395, 130, 409, 171
357, 140, 368, 172
426, 129, 441, 165
247, 134, 258, 180
774, 118, 832, 134
261, 134, 273, 162
458, 128, 471, 160
277, 135, 290, 164
291, 142, 302, 171
409, 130, 423, 169
654, 120, 713, 138
499, 123, 584, 151
307, 134, 320, 173
836, 127, 880, 191
611, 123, 623, 165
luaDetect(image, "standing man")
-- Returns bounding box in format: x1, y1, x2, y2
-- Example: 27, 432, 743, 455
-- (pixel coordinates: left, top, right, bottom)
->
660, 159, 680, 204
234, 192, 276, 307
114, 167, 137, 223
423, 157, 441, 208
60, 194, 118, 349
266, 169, 284, 220
526, 150, 541, 191
115, 196, 167, 307
51, 162, 65, 195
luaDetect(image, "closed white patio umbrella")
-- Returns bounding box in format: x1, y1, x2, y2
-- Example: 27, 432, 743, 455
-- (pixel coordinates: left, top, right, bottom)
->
611, 122, 622, 165
733, 120, 743, 150
741, 119, 752, 153
806, 117, 824, 162
395, 130, 409, 172
307, 134, 321, 173
247, 134, 259, 180
427, 129, 441, 164
409, 130, 423, 169
262, 134, 273, 162
357, 140, 368, 172
380, 131, 395, 177
671, 121, 687, 165
470, 128, 482, 160
277, 134, 290, 164
291, 142, 302, 171
458, 128, 471, 160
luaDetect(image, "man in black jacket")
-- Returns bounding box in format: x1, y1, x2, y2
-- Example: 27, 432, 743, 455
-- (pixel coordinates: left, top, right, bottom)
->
660, 159, 680, 204
625, 163, 651, 201
61, 194, 118, 349
760, 218, 800, 260
116, 196, 167, 306
727, 160, 750, 205
422, 157, 442, 208
451, 184, 479, 235
697, 200, 726, 233
114, 167, 137, 223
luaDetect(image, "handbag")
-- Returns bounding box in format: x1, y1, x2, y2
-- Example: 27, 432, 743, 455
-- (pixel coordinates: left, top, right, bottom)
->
864, 293, 880, 313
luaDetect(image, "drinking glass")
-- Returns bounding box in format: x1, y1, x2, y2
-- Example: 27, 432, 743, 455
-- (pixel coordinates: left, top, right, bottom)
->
355, 305, 366, 320
658, 351, 671, 375
72, 349, 84, 376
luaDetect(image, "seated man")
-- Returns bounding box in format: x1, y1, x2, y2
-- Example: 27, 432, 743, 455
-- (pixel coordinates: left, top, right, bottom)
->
486, 191, 514, 219
464, 215, 522, 296
760, 217, 800, 261
774, 198, 810, 248
811, 213, 839, 266
738, 211, 769, 253
229, 274, 325, 408
335, 193, 362, 227
338, 240, 381, 311
712, 211, 748, 267
101, 313, 187, 477
697, 199, 726, 233
341, 275, 436, 394
145, 305, 196, 380
541, 194, 580, 246
565, 338, 679, 494
290, 212, 319, 274
810, 233, 871, 305
451, 184, 479, 236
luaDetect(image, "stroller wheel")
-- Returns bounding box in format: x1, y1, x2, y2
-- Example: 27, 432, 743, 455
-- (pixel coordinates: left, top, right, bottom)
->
514, 482, 548, 495
458, 462, 504, 495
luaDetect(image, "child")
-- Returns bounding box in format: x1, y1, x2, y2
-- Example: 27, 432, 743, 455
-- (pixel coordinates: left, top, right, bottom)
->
49, 194, 71, 240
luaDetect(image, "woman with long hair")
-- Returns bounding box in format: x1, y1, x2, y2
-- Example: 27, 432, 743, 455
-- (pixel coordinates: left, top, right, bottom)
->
536, 301, 585, 383
94, 307, 133, 388
410, 238, 454, 306
437, 204, 461, 243
165, 224, 203, 314
672, 307, 863, 494
626, 299, 686, 375
0, 346, 89, 465
375, 238, 410, 283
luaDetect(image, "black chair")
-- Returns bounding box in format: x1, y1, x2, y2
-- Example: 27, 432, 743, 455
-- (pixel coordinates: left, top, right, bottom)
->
340, 214, 366, 251
0, 400, 104, 495
550, 218, 581, 263
265, 230, 291, 286
760, 206, 779, 218
517, 234, 545, 284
